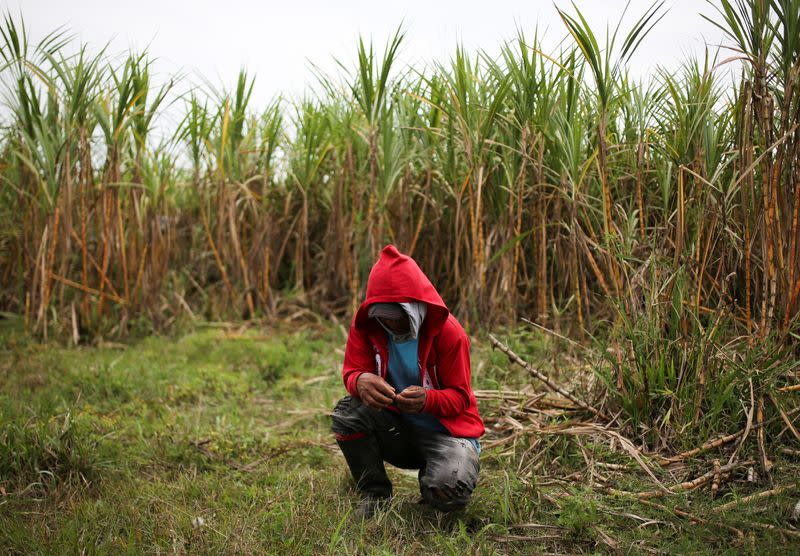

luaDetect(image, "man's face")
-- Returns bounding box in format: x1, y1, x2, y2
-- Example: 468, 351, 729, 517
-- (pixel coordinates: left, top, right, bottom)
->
379, 315, 410, 336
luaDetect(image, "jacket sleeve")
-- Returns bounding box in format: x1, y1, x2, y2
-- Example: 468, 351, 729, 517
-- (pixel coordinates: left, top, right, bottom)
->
422, 325, 473, 418
342, 321, 374, 398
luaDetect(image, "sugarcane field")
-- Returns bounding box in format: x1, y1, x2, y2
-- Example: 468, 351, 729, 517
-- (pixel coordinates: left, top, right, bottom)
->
1, 0, 800, 554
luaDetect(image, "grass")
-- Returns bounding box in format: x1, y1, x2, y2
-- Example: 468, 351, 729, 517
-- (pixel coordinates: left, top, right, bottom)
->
1, 316, 798, 555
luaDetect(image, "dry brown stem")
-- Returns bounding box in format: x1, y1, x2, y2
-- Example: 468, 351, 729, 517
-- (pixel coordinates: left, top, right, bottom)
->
488, 333, 609, 421
768, 392, 800, 442
637, 499, 744, 539
628, 461, 754, 500
757, 397, 774, 474
710, 483, 798, 514
659, 427, 753, 465
49, 272, 126, 305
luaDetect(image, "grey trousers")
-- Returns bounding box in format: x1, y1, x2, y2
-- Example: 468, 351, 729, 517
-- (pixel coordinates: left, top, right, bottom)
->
331, 395, 480, 512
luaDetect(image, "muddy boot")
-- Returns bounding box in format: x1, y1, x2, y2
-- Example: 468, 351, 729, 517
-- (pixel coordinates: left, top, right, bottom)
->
354, 494, 389, 519
336, 435, 392, 517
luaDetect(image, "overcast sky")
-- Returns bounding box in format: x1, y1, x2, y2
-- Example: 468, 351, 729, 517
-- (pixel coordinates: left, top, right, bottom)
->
13, 0, 729, 113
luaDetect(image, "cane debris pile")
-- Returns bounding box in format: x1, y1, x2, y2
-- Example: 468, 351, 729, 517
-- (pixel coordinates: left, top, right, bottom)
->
480, 333, 800, 544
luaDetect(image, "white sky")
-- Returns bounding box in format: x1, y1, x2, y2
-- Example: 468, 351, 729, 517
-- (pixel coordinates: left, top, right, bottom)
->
13, 0, 729, 115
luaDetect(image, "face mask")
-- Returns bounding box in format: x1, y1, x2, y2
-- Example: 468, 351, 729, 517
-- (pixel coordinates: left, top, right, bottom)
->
374, 301, 427, 343
376, 317, 414, 344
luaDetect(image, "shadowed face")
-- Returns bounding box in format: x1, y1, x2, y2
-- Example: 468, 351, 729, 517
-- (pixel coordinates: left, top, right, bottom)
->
379, 315, 410, 336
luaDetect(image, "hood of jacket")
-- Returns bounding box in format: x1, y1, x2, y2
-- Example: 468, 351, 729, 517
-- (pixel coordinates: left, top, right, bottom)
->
354, 245, 449, 337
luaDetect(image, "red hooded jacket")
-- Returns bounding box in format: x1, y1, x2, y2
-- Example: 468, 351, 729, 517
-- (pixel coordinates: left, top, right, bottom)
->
341, 245, 484, 438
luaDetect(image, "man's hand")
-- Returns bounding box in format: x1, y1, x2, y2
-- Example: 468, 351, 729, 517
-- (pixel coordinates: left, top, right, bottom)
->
396, 385, 426, 413
356, 373, 396, 409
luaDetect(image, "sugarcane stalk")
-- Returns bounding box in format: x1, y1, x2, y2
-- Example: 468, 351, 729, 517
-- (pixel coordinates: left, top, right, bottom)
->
488, 333, 610, 421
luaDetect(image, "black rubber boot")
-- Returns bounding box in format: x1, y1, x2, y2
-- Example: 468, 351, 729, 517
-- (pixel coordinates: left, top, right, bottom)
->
354, 494, 388, 519
336, 435, 392, 517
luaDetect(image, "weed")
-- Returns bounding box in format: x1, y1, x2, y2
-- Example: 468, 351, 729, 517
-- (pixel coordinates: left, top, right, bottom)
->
556, 490, 599, 539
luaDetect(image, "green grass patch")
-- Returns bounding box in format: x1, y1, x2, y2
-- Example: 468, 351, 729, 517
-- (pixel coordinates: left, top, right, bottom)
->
0, 317, 798, 554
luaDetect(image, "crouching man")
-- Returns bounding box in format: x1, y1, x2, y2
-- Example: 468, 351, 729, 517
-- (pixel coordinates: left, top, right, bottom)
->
331, 245, 484, 518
